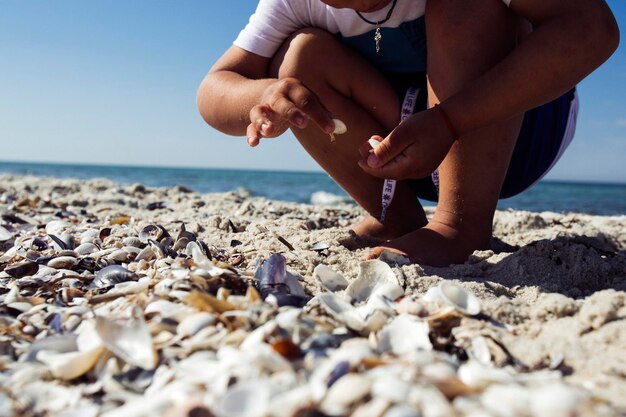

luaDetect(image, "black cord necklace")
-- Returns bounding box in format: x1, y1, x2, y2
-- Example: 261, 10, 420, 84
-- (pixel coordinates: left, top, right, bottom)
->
355, 0, 399, 53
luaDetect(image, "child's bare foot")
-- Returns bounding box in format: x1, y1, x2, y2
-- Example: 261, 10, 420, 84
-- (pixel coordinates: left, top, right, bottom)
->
365, 220, 491, 267
351, 214, 427, 241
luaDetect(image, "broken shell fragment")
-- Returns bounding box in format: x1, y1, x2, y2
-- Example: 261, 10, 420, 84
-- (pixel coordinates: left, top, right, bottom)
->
313, 264, 348, 292
330, 118, 347, 142
438, 281, 481, 316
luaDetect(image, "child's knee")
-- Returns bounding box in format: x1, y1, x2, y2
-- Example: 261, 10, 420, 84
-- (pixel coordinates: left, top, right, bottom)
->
269, 28, 339, 84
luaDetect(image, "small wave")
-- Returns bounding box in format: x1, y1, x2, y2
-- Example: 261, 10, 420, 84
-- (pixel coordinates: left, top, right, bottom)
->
310, 191, 352, 205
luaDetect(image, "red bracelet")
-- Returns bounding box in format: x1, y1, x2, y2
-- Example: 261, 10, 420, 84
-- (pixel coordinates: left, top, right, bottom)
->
434, 103, 460, 141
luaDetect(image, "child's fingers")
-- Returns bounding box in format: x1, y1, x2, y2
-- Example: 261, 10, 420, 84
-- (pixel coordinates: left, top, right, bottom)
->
249, 105, 275, 137
358, 135, 383, 158
288, 89, 334, 134
269, 96, 310, 129
246, 123, 261, 147
366, 135, 405, 169
357, 150, 412, 180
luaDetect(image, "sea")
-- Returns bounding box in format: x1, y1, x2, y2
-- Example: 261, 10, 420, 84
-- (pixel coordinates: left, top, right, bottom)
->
1, 161, 625, 216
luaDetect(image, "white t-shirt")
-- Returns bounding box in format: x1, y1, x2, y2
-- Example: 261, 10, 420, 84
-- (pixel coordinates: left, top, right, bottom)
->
234, 0, 425, 58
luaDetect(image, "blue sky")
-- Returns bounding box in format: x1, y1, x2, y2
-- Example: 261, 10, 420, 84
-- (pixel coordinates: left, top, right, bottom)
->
1, 0, 625, 183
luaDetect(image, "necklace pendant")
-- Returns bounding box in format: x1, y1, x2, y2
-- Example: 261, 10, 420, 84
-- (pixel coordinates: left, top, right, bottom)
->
374, 26, 382, 53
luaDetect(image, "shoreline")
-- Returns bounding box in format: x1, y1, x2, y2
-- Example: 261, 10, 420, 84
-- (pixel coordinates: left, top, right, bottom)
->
1, 174, 625, 415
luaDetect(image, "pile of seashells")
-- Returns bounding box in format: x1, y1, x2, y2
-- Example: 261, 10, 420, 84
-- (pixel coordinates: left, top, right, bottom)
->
0, 193, 616, 417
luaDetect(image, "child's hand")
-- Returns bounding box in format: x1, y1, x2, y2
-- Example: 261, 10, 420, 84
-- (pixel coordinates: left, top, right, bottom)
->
357, 107, 456, 180
246, 77, 335, 147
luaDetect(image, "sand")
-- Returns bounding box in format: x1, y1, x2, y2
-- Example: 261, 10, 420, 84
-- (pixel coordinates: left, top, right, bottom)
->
1, 173, 625, 412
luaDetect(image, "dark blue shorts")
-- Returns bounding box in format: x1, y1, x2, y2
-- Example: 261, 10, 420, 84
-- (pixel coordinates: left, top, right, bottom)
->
403, 85, 578, 201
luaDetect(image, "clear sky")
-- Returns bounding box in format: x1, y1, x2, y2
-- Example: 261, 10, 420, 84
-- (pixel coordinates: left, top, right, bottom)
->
1, 1, 625, 183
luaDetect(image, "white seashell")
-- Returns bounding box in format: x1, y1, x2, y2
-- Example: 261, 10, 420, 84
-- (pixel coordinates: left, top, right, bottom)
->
36, 327, 104, 380
0, 226, 12, 242
95, 306, 157, 370
368, 138, 380, 149
75, 242, 98, 255
378, 250, 410, 266
382, 405, 420, 417
107, 249, 131, 262
313, 264, 349, 292
321, 373, 371, 415
468, 336, 492, 365
395, 297, 427, 316
332, 118, 347, 134
377, 314, 432, 355
346, 260, 403, 304
144, 300, 194, 321
79, 229, 101, 244
458, 360, 514, 388
317, 293, 365, 332
371, 375, 411, 403
352, 397, 390, 417
286, 271, 307, 297
45, 220, 72, 236
481, 384, 531, 417
438, 281, 481, 316
215, 380, 273, 417
267, 385, 314, 417
177, 312, 217, 338
529, 383, 583, 417
47, 256, 78, 270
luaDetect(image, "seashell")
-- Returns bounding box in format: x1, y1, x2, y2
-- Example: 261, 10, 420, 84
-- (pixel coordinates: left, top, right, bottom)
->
321, 373, 371, 415
215, 380, 273, 417
371, 375, 411, 403
377, 250, 410, 266
79, 229, 101, 245
122, 236, 145, 248
377, 314, 432, 355
313, 264, 348, 292
332, 118, 347, 134
135, 245, 155, 262
48, 233, 75, 251
185, 290, 239, 314
457, 360, 514, 388
5, 261, 39, 278
352, 397, 390, 417
36, 327, 104, 380
107, 248, 131, 262
92, 265, 137, 288
45, 220, 72, 236
438, 281, 481, 316
177, 312, 217, 338
47, 256, 78, 270
75, 242, 99, 255
316, 293, 365, 332
395, 297, 428, 317
345, 260, 403, 304
95, 306, 157, 370
25, 334, 79, 361
382, 405, 420, 417
310, 241, 330, 252
0, 226, 12, 242
138, 224, 163, 243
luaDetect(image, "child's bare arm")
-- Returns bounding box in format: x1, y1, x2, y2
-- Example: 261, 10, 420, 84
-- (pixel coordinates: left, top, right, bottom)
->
444, 0, 619, 136
360, 0, 619, 179
197, 46, 333, 146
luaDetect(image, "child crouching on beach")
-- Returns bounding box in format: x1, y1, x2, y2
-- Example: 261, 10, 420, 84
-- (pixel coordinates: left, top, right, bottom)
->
197, 0, 619, 266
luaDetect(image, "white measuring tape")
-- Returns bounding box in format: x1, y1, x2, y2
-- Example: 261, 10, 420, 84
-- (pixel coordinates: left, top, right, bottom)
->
377, 86, 420, 222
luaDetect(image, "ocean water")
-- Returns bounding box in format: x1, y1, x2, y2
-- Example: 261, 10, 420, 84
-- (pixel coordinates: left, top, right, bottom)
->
1, 161, 625, 215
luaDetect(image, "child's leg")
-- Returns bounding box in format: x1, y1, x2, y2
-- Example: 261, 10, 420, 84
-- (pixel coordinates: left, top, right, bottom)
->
369, 0, 527, 266
268, 28, 427, 239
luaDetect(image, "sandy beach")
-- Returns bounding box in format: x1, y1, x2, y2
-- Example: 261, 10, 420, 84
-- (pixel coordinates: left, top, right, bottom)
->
1, 173, 625, 417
